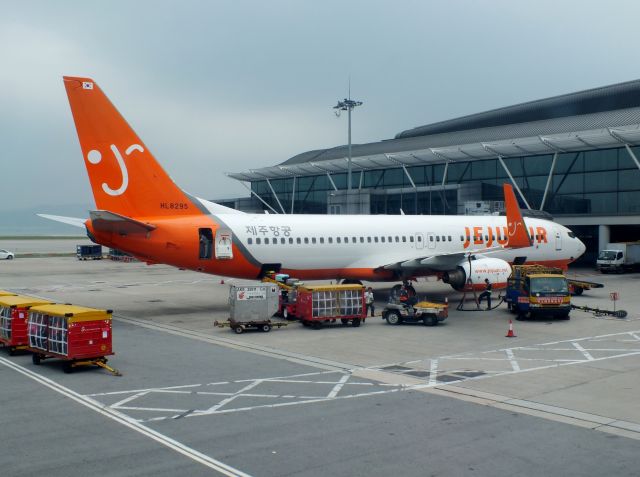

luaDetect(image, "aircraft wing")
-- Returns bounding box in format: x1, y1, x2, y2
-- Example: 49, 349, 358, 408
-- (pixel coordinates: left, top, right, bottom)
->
380, 246, 506, 272
37, 214, 87, 228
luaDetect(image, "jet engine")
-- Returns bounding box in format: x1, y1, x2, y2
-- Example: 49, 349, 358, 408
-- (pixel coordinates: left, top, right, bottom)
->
442, 256, 512, 291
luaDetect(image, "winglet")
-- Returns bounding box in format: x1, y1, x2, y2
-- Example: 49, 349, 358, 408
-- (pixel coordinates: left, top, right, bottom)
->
503, 183, 532, 248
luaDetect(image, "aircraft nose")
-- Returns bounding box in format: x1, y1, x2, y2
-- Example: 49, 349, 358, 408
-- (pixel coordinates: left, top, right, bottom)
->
577, 238, 586, 257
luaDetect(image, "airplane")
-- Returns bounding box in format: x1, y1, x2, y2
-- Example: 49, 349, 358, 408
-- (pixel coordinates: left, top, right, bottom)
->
41, 76, 586, 293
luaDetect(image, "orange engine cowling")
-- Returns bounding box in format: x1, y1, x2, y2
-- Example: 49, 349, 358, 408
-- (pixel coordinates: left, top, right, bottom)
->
442, 257, 512, 291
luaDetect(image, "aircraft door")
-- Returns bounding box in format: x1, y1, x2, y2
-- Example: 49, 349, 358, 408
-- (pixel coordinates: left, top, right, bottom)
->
198, 228, 213, 259
415, 233, 424, 250
555, 229, 562, 251
215, 228, 233, 260
427, 232, 436, 249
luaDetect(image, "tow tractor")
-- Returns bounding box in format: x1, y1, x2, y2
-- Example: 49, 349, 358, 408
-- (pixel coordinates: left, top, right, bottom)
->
382, 297, 448, 326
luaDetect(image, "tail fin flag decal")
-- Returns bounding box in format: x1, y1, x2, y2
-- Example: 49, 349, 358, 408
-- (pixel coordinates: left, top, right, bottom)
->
63, 76, 202, 218
503, 183, 532, 248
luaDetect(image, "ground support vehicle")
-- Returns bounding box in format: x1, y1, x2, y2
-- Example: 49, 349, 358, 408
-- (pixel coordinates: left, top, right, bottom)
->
505, 265, 571, 320
293, 285, 365, 329
0, 249, 14, 260
382, 299, 448, 326
567, 279, 604, 296
27, 304, 120, 375
214, 319, 289, 334
597, 242, 640, 273
76, 244, 103, 260
0, 295, 53, 355
108, 248, 135, 262
261, 275, 302, 319
0, 290, 17, 297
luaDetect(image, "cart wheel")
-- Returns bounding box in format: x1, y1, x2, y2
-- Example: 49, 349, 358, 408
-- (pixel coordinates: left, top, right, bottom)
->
572, 287, 584, 296
351, 318, 361, 327
302, 320, 309, 327
32, 353, 41, 365
261, 324, 272, 332
385, 310, 401, 325
559, 312, 570, 320
234, 326, 244, 334
423, 315, 438, 326
341, 318, 349, 325
8, 347, 16, 356
63, 362, 74, 374
312, 321, 322, 330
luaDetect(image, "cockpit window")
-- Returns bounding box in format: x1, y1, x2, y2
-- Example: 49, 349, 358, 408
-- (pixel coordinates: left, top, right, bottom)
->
567, 232, 576, 238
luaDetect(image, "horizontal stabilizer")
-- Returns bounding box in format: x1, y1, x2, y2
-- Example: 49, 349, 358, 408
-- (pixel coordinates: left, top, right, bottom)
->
37, 214, 86, 228
90, 210, 156, 235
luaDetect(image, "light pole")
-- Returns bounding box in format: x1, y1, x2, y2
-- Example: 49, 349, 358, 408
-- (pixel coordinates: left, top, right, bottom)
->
333, 95, 363, 193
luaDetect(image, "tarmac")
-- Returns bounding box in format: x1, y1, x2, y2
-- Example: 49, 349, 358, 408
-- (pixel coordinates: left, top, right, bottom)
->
1, 240, 640, 476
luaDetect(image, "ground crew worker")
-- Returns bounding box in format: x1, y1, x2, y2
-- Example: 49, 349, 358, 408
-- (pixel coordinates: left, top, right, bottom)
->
399, 285, 409, 304
365, 287, 375, 317
478, 278, 492, 310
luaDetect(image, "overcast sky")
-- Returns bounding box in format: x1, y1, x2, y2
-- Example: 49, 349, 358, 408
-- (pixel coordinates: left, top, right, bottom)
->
2, 0, 640, 218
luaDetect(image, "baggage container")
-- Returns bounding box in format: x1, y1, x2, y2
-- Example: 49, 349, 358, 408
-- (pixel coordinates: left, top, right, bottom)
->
295, 285, 365, 329
76, 244, 103, 260
0, 295, 53, 354
27, 304, 120, 375
229, 284, 280, 322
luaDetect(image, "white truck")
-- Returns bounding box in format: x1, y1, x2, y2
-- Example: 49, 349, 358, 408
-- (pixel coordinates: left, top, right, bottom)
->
597, 242, 640, 273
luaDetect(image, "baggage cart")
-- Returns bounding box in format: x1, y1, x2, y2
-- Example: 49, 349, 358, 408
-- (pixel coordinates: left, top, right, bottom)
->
214, 319, 290, 334
0, 295, 53, 355
294, 284, 365, 329
27, 304, 120, 375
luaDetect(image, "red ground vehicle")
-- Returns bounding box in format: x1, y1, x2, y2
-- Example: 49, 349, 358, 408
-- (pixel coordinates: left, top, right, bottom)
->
294, 285, 366, 329
0, 295, 53, 355
27, 304, 120, 375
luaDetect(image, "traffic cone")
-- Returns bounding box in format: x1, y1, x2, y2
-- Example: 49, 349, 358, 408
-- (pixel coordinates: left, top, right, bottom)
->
506, 319, 516, 338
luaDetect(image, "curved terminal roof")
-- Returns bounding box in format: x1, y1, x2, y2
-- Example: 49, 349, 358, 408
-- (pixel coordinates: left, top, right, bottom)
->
228, 80, 640, 182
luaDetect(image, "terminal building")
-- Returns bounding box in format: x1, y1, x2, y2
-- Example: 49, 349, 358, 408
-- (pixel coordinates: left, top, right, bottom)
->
224, 80, 640, 264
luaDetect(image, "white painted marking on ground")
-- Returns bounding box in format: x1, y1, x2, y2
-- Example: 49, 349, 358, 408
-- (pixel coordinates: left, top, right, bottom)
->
428, 359, 439, 385
327, 374, 350, 398
572, 342, 595, 361
629, 332, 640, 341
505, 349, 521, 371
200, 380, 263, 413
0, 357, 252, 477
86, 383, 201, 397
111, 391, 149, 409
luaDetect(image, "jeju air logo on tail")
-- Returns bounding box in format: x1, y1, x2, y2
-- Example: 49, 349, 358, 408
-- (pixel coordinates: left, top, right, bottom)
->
86, 144, 144, 196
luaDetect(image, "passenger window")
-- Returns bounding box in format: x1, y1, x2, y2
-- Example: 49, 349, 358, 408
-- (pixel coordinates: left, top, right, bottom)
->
409, 236, 414, 243
248, 238, 253, 245
430, 236, 434, 242
312, 238, 317, 244
265, 238, 270, 244
360, 237, 364, 243
374, 237, 379, 243
367, 237, 372, 243
281, 238, 285, 244
337, 237, 341, 243
381, 237, 385, 243
256, 238, 261, 244
320, 237, 324, 244
289, 238, 293, 244
395, 236, 399, 242
436, 236, 440, 242
328, 237, 333, 244
304, 238, 309, 244
352, 237, 356, 243
402, 236, 406, 242
296, 237, 301, 244
417, 236, 422, 242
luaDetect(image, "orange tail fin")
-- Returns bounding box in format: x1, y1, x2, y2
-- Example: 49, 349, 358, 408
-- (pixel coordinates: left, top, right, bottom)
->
63, 76, 201, 218
503, 183, 532, 248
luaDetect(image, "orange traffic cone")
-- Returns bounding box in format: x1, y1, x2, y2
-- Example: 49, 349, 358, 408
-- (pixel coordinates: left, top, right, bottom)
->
506, 319, 516, 338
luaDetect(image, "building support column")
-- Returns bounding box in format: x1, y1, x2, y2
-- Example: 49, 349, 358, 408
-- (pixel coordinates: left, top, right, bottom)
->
326, 172, 338, 191
290, 176, 296, 214
540, 152, 558, 211
624, 144, 640, 171
238, 181, 280, 214
265, 178, 286, 214
599, 225, 611, 252
497, 155, 531, 209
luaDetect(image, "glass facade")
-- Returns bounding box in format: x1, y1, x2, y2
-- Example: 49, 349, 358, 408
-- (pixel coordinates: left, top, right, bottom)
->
250, 146, 640, 216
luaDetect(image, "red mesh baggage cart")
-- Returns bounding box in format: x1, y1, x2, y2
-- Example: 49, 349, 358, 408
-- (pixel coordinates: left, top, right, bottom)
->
0, 295, 53, 355
27, 304, 120, 375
